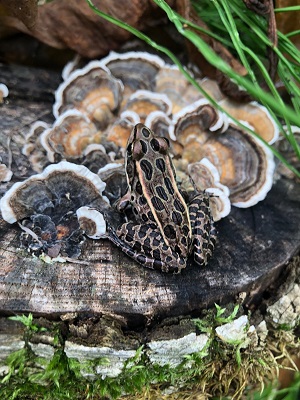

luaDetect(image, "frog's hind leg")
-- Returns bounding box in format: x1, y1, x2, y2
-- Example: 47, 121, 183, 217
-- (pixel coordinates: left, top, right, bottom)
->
107, 222, 185, 273
189, 193, 217, 266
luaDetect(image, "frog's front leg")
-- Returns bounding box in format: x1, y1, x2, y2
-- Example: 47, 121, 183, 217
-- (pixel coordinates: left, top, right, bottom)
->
189, 193, 217, 266
107, 222, 186, 273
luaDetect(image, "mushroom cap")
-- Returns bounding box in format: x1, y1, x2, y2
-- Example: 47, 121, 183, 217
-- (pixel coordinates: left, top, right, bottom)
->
0, 164, 13, 183
54, 61, 123, 128
188, 158, 230, 196
0, 161, 107, 224
155, 65, 202, 113
188, 159, 231, 221
40, 110, 101, 162
219, 99, 279, 144
76, 206, 107, 239
205, 187, 231, 221
170, 99, 228, 142
123, 90, 172, 122
101, 51, 165, 103
98, 163, 127, 206
0, 83, 9, 100
183, 124, 274, 207
106, 110, 140, 148
172, 99, 275, 207
61, 54, 83, 81
22, 121, 50, 157
22, 121, 50, 173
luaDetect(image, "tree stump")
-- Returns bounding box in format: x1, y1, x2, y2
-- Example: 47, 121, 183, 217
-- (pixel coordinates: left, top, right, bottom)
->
0, 62, 299, 326
0, 62, 299, 399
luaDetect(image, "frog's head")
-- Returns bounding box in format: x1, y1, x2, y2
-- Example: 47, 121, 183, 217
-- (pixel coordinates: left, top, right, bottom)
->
127, 123, 170, 162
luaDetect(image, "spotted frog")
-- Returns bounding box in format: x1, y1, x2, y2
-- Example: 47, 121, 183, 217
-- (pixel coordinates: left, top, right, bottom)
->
108, 123, 217, 273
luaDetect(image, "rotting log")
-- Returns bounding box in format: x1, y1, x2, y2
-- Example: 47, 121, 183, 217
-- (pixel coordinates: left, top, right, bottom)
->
0, 62, 299, 328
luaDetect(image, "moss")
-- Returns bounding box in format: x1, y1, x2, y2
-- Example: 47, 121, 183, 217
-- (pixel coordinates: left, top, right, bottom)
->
1, 304, 299, 400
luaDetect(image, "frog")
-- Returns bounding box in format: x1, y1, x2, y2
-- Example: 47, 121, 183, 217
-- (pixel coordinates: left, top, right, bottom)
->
107, 123, 217, 273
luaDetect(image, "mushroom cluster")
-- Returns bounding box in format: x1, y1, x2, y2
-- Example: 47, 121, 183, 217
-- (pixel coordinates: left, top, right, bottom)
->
0, 161, 111, 258
0, 51, 279, 258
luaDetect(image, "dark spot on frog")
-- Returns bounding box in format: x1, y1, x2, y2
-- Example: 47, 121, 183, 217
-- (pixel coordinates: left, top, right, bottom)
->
140, 139, 148, 154
127, 142, 133, 155
189, 206, 198, 214
141, 127, 150, 137
164, 177, 174, 195
133, 207, 138, 215
135, 181, 143, 195
137, 254, 147, 264
156, 158, 166, 173
181, 236, 187, 246
152, 238, 160, 247
182, 224, 190, 236
151, 196, 165, 211
174, 198, 185, 213
156, 185, 168, 201
143, 237, 151, 248
141, 213, 148, 222
150, 138, 160, 152
153, 249, 161, 261
138, 225, 148, 239
139, 196, 147, 206
175, 245, 182, 255
134, 241, 142, 252
172, 211, 183, 225
163, 224, 176, 240
140, 159, 153, 180
147, 211, 155, 221
125, 234, 134, 242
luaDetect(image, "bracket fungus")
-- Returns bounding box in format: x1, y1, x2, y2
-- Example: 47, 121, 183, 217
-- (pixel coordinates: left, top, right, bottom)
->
155, 65, 202, 113
40, 110, 101, 163
188, 158, 231, 221
122, 90, 172, 122
3, 49, 280, 260
0, 163, 13, 183
0, 161, 109, 258
0, 83, 9, 103
54, 61, 123, 129
101, 51, 165, 103
76, 206, 107, 240
170, 99, 275, 208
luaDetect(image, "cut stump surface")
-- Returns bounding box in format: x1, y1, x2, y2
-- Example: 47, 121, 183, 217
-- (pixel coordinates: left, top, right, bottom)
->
0, 63, 299, 328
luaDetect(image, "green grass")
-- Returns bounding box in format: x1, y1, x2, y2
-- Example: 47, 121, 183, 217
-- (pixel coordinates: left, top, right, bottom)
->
86, 0, 300, 178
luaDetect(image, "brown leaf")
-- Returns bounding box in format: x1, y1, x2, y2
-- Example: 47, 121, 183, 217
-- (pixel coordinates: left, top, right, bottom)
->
0, 0, 37, 29
0, 0, 176, 58
276, 0, 300, 48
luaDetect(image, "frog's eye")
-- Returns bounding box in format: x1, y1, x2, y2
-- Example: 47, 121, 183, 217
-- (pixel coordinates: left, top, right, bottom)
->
150, 137, 169, 154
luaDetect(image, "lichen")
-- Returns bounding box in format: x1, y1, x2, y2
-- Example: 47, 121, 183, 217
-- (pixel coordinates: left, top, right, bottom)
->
1, 298, 299, 399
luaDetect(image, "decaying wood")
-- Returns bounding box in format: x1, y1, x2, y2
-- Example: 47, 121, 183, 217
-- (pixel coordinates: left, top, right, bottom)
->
0, 63, 299, 329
